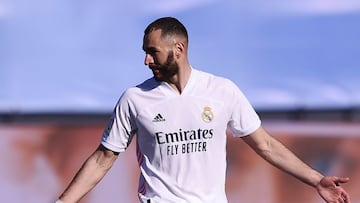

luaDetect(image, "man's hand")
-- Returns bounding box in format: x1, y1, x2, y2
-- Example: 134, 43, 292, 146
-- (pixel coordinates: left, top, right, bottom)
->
316, 176, 350, 203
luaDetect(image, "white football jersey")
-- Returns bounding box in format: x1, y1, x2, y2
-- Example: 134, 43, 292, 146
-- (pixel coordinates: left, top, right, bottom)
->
101, 68, 261, 203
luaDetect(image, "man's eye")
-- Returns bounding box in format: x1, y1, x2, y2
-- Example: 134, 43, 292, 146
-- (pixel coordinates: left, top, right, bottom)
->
144, 50, 155, 55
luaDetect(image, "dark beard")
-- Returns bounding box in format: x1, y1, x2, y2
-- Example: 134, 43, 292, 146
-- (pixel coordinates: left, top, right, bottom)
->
152, 51, 179, 82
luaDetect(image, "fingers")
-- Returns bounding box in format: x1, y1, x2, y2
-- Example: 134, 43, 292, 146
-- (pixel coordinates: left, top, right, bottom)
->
336, 183, 351, 203
334, 177, 350, 186
334, 177, 351, 203
339, 195, 349, 203
337, 177, 350, 184
340, 189, 351, 203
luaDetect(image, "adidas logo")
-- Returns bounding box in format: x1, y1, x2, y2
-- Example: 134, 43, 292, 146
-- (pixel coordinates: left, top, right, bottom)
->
152, 113, 166, 122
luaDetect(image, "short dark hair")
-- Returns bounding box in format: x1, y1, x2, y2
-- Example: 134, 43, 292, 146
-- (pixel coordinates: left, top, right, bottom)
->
144, 17, 188, 42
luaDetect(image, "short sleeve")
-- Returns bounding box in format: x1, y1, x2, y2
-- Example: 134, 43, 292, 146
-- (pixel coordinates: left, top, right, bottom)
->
101, 91, 137, 153
226, 81, 261, 137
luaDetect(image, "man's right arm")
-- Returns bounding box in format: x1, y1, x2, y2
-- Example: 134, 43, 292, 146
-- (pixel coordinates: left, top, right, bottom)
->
57, 144, 119, 203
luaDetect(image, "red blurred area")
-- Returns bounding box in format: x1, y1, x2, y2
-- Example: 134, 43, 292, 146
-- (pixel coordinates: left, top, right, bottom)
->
0, 121, 359, 203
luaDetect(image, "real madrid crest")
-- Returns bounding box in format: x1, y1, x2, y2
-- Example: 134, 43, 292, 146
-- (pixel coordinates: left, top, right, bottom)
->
201, 106, 214, 123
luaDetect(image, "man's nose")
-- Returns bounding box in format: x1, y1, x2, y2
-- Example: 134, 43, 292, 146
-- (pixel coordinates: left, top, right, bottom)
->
144, 54, 153, 65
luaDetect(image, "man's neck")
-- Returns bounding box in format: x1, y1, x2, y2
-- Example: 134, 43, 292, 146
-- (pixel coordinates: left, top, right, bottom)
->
167, 65, 192, 94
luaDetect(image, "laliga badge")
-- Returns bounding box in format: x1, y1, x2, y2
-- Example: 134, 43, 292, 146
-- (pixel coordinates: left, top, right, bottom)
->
201, 106, 214, 123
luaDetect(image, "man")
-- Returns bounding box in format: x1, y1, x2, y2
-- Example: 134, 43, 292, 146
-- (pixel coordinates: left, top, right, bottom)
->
57, 17, 350, 203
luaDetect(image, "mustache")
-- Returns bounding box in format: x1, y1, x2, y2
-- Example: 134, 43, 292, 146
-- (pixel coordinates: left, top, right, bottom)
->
149, 65, 160, 70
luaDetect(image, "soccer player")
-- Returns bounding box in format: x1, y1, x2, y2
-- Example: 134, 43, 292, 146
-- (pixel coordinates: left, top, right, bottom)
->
56, 17, 350, 203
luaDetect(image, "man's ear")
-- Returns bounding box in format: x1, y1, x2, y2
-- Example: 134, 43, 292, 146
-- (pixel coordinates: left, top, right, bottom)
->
175, 41, 185, 58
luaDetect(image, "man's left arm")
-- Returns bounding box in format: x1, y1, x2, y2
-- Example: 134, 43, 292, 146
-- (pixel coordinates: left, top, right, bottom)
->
241, 126, 350, 203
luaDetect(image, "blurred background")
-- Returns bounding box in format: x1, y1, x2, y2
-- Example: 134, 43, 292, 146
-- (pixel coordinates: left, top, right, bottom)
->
1, 0, 360, 202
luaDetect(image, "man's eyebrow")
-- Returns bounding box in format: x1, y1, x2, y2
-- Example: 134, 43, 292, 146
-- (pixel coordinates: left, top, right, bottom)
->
143, 46, 158, 52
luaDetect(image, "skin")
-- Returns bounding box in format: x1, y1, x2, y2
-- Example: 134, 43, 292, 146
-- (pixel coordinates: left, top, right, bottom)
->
243, 127, 350, 203
142, 29, 191, 94
58, 28, 350, 203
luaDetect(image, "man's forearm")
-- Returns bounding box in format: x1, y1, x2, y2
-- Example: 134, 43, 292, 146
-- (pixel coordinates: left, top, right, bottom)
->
58, 147, 118, 202
243, 127, 324, 188
261, 135, 324, 187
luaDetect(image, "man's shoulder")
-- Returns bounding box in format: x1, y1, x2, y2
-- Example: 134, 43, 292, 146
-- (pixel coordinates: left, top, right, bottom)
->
121, 77, 159, 96
194, 68, 235, 86
136, 77, 160, 91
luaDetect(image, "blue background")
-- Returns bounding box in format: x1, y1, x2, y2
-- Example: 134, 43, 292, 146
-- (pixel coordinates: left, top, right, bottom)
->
1, 0, 359, 112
